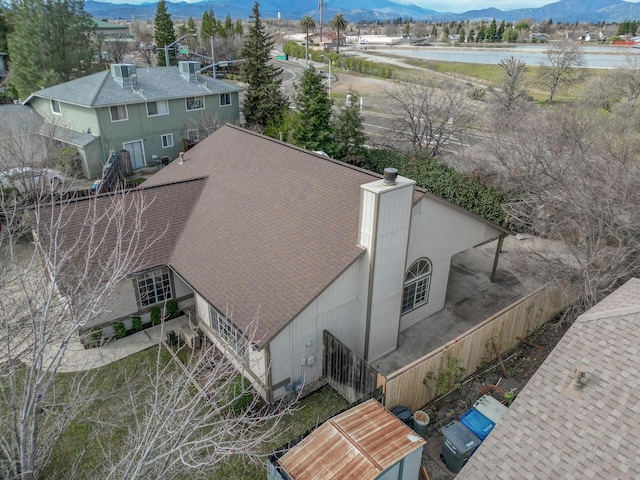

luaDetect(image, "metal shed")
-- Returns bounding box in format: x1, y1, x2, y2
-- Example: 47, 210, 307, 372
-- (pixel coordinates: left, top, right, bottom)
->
276, 399, 426, 480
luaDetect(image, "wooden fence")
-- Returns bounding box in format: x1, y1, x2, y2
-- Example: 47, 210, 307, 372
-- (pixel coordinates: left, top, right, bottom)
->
323, 330, 381, 404
381, 285, 568, 412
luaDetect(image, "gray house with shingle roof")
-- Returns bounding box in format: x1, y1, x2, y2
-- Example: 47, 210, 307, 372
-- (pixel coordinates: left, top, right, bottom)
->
23, 62, 243, 178
456, 277, 640, 479
51, 125, 509, 403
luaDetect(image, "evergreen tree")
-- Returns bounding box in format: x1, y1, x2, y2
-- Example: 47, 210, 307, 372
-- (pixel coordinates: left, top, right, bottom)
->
487, 19, 497, 42
290, 67, 332, 152
154, 0, 176, 66
331, 89, 367, 165
201, 7, 216, 39
497, 21, 506, 42
187, 16, 196, 35
224, 13, 234, 36
0, 6, 10, 54
8, 0, 94, 98
235, 19, 243, 36
239, 2, 287, 130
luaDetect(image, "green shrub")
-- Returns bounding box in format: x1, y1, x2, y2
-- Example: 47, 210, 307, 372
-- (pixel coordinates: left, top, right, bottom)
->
165, 300, 180, 319
131, 316, 142, 331
150, 307, 162, 325
87, 329, 103, 348
113, 322, 127, 339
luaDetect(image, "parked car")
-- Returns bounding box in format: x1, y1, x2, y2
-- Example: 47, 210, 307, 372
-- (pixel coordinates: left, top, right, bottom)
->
318, 70, 328, 78
0, 167, 65, 195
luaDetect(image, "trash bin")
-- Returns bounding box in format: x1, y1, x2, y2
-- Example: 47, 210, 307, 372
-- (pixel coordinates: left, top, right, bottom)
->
392, 406, 412, 427
412, 410, 430, 437
166, 330, 176, 346
473, 395, 509, 425
460, 408, 495, 441
440, 420, 481, 473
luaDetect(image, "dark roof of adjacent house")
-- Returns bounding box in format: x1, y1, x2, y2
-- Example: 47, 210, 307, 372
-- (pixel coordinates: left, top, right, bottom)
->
456, 277, 640, 479
278, 399, 426, 480
23, 66, 243, 108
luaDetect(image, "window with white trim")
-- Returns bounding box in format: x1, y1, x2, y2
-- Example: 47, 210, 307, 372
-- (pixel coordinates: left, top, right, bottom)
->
136, 267, 172, 307
220, 93, 231, 107
186, 96, 204, 111
402, 258, 432, 314
110, 104, 128, 122
51, 100, 62, 115
161, 133, 174, 148
209, 306, 246, 357
146, 100, 169, 116
187, 129, 199, 142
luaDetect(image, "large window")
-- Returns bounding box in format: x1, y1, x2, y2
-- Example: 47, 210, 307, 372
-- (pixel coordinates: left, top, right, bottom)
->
161, 133, 174, 148
136, 267, 172, 307
146, 100, 169, 116
402, 258, 432, 314
186, 96, 204, 111
209, 306, 246, 357
110, 105, 128, 122
220, 93, 231, 107
51, 99, 62, 115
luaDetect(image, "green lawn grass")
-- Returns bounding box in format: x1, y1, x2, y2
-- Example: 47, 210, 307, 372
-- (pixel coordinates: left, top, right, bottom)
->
29, 346, 349, 479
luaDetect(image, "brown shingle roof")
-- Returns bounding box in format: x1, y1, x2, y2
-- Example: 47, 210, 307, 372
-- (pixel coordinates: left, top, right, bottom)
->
456, 277, 640, 479
38, 179, 206, 293
142, 125, 379, 346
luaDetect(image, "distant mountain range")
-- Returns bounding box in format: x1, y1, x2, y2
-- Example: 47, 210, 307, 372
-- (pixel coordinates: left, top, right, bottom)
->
85, 0, 640, 24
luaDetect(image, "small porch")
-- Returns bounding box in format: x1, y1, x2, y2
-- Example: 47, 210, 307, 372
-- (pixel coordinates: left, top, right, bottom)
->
372, 236, 537, 376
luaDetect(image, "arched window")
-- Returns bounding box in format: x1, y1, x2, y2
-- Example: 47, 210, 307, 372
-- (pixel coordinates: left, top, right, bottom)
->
402, 258, 432, 314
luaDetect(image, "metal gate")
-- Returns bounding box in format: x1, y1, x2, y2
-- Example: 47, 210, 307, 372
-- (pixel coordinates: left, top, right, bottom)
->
323, 330, 382, 404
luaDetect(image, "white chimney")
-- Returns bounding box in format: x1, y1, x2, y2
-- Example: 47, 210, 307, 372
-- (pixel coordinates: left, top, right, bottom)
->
359, 170, 415, 361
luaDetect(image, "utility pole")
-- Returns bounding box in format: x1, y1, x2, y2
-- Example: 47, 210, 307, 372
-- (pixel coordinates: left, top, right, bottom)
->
319, 1, 325, 49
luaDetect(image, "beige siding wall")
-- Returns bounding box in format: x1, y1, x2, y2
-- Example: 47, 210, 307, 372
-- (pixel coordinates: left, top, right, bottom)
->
383, 286, 568, 411
269, 260, 366, 400
400, 197, 503, 331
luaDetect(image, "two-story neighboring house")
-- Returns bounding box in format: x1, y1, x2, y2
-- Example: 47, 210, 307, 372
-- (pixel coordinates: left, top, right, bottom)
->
23, 62, 243, 178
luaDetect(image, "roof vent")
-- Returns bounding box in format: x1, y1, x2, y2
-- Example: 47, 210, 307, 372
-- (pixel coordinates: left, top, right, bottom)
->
110, 64, 137, 88
383, 167, 398, 186
179, 61, 201, 82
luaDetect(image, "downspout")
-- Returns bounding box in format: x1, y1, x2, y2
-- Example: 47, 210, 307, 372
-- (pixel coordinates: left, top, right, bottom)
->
265, 344, 273, 404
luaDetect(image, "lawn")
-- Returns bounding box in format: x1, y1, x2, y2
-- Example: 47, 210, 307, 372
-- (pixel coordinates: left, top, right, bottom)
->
30, 346, 349, 479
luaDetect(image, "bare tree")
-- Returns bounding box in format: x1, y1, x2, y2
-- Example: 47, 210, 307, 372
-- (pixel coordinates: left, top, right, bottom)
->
493, 56, 528, 111
0, 186, 154, 479
96, 337, 294, 479
105, 39, 132, 64
385, 77, 477, 157
483, 106, 640, 317
537, 43, 584, 104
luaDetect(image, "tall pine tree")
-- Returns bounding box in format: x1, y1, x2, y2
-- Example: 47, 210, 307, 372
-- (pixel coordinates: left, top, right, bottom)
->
239, 2, 287, 130
331, 90, 367, 165
290, 67, 332, 152
8, 0, 94, 98
154, 0, 176, 66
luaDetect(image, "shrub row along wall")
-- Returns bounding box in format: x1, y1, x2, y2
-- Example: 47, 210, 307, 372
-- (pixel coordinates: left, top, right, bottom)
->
381, 285, 569, 412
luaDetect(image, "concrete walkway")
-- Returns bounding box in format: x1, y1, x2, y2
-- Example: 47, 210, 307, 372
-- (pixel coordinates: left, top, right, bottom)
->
55, 316, 192, 373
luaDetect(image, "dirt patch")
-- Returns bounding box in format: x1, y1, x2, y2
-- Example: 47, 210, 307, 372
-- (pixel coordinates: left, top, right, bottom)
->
417, 319, 572, 479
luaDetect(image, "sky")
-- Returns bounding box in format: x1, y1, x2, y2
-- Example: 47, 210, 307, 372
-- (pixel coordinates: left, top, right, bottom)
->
99, 0, 640, 14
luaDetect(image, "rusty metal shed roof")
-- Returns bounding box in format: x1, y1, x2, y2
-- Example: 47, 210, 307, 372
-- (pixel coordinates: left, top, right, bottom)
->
278, 399, 426, 480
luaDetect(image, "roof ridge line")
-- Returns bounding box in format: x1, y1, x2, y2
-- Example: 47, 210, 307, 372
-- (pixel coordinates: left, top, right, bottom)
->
88, 70, 112, 107
579, 304, 640, 322
224, 124, 382, 178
